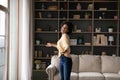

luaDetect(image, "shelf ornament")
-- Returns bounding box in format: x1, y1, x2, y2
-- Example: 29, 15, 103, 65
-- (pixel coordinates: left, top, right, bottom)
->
84, 13, 90, 19
76, 3, 81, 10
34, 60, 41, 70
107, 26, 113, 32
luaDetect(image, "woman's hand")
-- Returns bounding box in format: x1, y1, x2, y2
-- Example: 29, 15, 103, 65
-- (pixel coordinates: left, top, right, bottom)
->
46, 43, 52, 47
62, 49, 67, 53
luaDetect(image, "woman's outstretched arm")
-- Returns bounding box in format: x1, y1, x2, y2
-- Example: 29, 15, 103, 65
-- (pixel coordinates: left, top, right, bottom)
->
46, 43, 57, 48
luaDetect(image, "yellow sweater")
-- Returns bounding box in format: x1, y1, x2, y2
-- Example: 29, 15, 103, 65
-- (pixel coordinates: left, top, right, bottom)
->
57, 34, 71, 57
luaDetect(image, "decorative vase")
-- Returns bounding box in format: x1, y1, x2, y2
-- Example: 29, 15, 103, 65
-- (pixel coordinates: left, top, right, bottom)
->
36, 40, 40, 45
108, 28, 113, 32
85, 15, 89, 19
108, 36, 114, 45
36, 64, 40, 70
76, 3, 81, 10
41, 3, 45, 10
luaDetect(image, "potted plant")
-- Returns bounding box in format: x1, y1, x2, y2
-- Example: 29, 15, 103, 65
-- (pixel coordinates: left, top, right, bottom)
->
84, 13, 90, 19
34, 60, 41, 70
107, 26, 114, 32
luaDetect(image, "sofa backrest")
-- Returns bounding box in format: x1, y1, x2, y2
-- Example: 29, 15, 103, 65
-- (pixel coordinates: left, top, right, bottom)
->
50, 54, 79, 72
51, 55, 120, 73
79, 55, 101, 72
101, 56, 120, 73
71, 55, 79, 72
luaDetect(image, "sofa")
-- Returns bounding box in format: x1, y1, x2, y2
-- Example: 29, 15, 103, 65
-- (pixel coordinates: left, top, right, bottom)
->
46, 55, 120, 80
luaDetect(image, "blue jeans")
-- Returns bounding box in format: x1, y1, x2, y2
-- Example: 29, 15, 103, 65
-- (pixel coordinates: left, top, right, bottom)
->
59, 55, 72, 80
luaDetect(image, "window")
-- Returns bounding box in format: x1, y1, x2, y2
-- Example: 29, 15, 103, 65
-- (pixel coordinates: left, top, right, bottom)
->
0, 0, 9, 80
0, 10, 6, 80
0, 0, 8, 7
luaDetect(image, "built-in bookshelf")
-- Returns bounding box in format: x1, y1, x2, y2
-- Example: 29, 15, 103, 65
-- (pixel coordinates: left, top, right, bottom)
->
32, 0, 120, 80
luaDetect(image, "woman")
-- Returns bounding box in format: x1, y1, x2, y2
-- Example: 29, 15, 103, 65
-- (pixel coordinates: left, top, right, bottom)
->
46, 21, 73, 80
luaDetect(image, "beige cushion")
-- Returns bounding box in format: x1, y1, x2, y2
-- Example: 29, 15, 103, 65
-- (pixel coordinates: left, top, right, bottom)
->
79, 55, 101, 72
71, 72, 79, 80
71, 55, 79, 72
54, 72, 78, 80
79, 72, 104, 80
101, 56, 120, 73
103, 73, 120, 80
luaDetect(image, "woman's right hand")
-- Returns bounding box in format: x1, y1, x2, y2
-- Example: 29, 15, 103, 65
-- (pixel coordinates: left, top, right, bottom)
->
45, 43, 52, 47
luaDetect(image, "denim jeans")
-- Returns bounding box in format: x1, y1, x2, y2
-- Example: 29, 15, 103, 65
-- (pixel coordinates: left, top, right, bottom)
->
59, 55, 72, 80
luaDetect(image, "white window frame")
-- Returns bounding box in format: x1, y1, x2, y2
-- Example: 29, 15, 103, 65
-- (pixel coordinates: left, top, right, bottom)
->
0, 3, 9, 80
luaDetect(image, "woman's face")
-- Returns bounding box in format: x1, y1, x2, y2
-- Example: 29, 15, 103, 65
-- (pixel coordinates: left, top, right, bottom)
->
61, 24, 69, 34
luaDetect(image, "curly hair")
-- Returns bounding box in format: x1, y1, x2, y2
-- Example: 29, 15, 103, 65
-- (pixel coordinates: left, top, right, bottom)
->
60, 21, 73, 34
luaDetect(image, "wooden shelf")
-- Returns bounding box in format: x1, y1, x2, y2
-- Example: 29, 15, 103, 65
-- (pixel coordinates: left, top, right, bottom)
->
34, 18, 58, 20
33, 69, 46, 71
94, 1, 118, 2
34, 57, 51, 59
94, 19, 118, 20
93, 45, 117, 47
35, 31, 58, 33
72, 32, 92, 33
69, 18, 92, 20
33, 0, 120, 79
70, 45, 91, 47
93, 32, 118, 34
35, 9, 58, 11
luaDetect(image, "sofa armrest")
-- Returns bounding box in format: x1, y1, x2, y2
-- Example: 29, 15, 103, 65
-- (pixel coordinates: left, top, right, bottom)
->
118, 70, 120, 74
46, 64, 58, 80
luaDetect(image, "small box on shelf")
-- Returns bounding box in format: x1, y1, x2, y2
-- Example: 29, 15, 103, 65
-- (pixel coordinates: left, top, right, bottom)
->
36, 28, 42, 32
73, 15, 80, 19
48, 6, 58, 10
114, 16, 118, 20
70, 39, 77, 45
84, 43, 91, 46
99, 8, 107, 11
101, 51, 107, 56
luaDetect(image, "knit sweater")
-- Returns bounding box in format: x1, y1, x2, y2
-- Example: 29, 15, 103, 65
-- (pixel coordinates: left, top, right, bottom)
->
57, 34, 71, 57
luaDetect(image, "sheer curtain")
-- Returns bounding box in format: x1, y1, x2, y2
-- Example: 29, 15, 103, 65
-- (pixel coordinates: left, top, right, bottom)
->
18, 0, 32, 80
10, 0, 32, 79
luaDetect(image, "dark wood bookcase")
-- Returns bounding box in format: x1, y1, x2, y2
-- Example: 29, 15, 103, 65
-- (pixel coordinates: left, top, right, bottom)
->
32, 0, 120, 80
